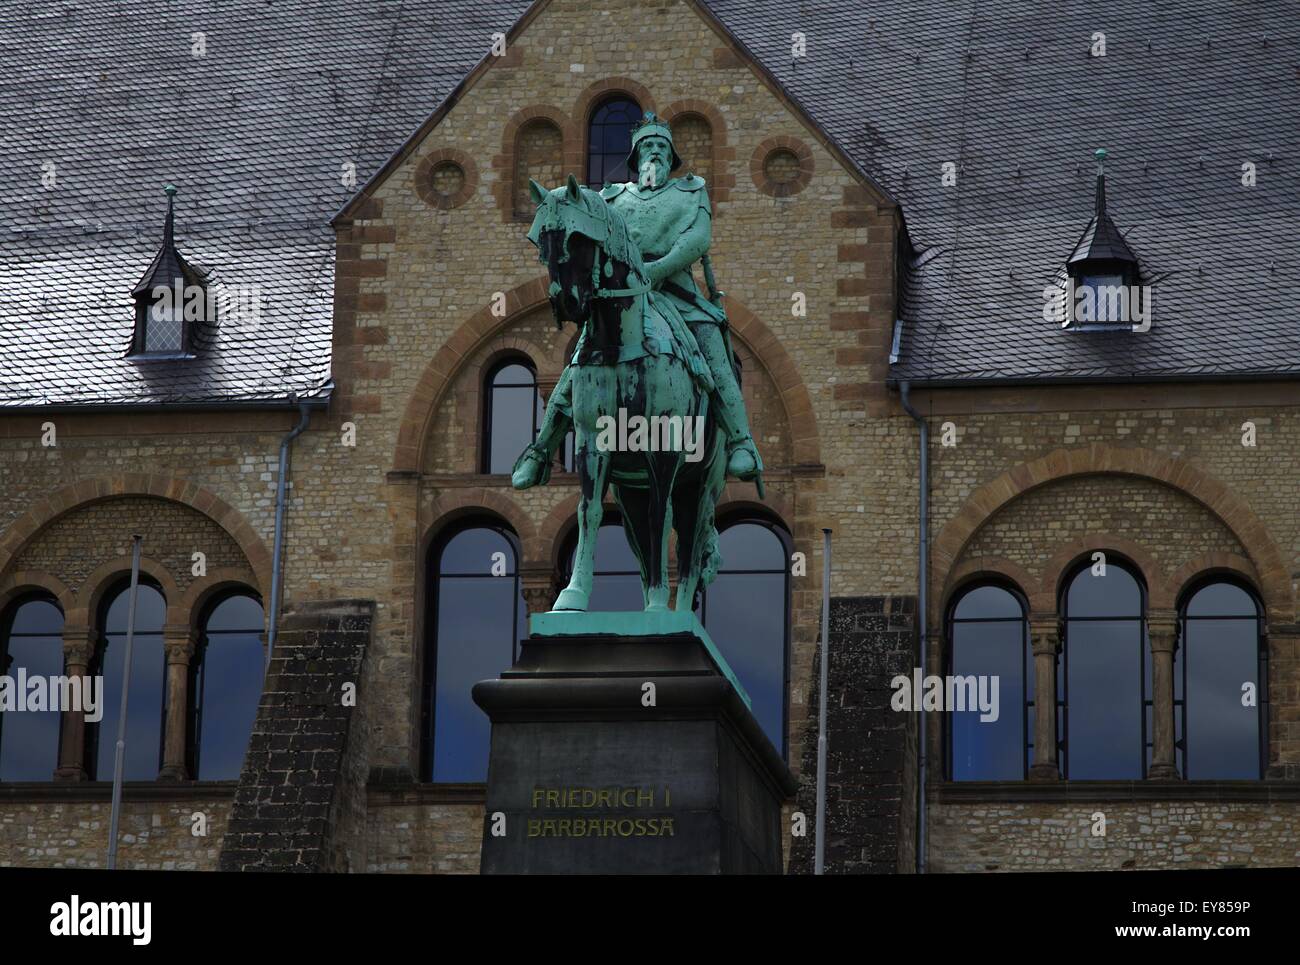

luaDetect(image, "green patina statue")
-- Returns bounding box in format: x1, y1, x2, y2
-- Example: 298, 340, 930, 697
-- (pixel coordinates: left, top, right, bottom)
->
514, 112, 764, 613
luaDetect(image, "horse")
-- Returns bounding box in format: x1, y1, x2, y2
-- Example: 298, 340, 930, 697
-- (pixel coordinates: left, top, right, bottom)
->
526, 174, 727, 613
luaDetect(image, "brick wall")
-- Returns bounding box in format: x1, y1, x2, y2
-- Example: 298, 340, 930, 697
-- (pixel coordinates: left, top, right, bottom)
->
789, 596, 917, 873
14, 495, 246, 597
218, 599, 372, 872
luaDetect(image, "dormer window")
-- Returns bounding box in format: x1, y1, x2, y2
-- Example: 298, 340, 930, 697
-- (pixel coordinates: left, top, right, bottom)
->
129, 184, 207, 358
1062, 149, 1147, 331
1077, 273, 1126, 323
143, 289, 184, 353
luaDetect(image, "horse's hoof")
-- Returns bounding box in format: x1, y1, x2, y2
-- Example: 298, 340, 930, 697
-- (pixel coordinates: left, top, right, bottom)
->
552, 587, 589, 611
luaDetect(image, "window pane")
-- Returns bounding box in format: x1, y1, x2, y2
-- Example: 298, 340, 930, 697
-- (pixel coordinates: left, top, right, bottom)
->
441, 527, 517, 575
1066, 619, 1143, 779
492, 363, 533, 387
10, 598, 63, 635
1, 598, 65, 781
197, 594, 265, 780
1067, 563, 1140, 616
488, 372, 538, 474
97, 583, 166, 781
704, 570, 785, 754
1186, 582, 1256, 617
1183, 582, 1261, 779
954, 584, 1023, 620
717, 522, 786, 571
428, 527, 523, 783
950, 583, 1028, 781
1081, 275, 1125, 323
587, 97, 640, 187
203, 593, 263, 633
146, 298, 183, 352
701, 523, 788, 754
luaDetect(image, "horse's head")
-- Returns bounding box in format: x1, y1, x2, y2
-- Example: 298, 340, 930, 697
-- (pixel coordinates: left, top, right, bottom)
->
526, 174, 641, 327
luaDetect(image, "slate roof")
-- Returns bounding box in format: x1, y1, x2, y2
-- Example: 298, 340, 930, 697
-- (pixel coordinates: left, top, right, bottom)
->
0, 0, 514, 407
3, 0, 1298, 405
706, 0, 1300, 384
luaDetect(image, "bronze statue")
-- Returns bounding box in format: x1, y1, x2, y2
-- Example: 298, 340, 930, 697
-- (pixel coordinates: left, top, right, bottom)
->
514, 113, 764, 613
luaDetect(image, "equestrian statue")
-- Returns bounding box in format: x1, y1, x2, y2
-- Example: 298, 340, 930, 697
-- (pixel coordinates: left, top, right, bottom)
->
513, 111, 764, 614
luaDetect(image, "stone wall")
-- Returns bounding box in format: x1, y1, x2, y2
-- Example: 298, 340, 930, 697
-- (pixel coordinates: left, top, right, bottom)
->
0, 793, 232, 870
930, 798, 1300, 871
366, 797, 484, 874
919, 390, 1300, 873
218, 599, 373, 872
13, 496, 247, 599
789, 596, 917, 874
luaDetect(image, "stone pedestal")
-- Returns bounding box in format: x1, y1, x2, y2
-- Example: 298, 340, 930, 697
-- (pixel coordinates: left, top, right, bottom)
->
472, 611, 797, 874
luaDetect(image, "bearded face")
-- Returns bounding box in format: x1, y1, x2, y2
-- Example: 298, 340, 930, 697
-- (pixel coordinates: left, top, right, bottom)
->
635, 135, 672, 189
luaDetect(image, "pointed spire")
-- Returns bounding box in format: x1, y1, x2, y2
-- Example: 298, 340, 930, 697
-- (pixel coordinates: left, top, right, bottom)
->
132, 183, 200, 297
1067, 148, 1137, 266
1093, 148, 1107, 217
163, 183, 177, 246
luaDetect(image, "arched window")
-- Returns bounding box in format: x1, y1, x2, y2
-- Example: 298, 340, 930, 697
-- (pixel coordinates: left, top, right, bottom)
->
0, 594, 65, 781
483, 357, 543, 475
560, 514, 644, 611
946, 583, 1032, 781
191, 591, 265, 780
586, 96, 641, 187
514, 119, 563, 220
422, 521, 525, 782
1061, 558, 1147, 779
669, 112, 712, 183
697, 518, 790, 757
1177, 579, 1265, 779
91, 579, 166, 781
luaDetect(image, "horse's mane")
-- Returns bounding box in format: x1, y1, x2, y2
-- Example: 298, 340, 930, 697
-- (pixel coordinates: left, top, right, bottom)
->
577, 185, 648, 283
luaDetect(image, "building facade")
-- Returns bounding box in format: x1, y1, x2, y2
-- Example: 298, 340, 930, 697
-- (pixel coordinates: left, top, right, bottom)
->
1, 0, 1297, 873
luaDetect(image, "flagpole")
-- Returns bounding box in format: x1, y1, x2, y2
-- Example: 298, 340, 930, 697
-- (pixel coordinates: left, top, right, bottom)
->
815, 527, 831, 874
107, 534, 143, 871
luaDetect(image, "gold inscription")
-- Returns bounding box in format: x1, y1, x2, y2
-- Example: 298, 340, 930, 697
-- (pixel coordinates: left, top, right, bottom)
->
527, 785, 676, 837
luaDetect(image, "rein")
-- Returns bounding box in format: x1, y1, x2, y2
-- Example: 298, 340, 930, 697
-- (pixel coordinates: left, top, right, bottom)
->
593, 278, 651, 299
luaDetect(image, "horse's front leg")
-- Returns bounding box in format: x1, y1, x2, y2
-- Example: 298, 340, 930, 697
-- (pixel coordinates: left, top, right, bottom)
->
643, 448, 682, 611
554, 369, 613, 612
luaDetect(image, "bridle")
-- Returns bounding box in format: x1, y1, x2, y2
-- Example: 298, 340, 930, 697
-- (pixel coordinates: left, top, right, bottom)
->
530, 188, 650, 303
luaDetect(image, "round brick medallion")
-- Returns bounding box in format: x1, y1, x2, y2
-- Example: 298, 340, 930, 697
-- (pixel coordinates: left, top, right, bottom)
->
415, 149, 477, 210
751, 137, 813, 197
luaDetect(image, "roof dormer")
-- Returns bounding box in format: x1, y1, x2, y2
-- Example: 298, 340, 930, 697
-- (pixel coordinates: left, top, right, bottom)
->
1063, 149, 1145, 331
129, 185, 207, 358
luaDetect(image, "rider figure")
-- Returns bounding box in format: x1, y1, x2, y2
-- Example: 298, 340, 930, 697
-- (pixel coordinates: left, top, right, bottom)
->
512, 112, 763, 488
